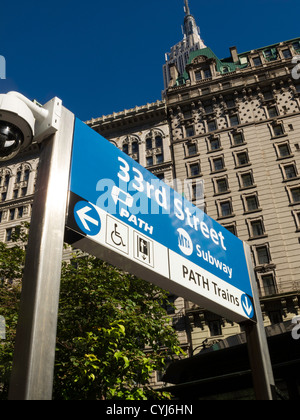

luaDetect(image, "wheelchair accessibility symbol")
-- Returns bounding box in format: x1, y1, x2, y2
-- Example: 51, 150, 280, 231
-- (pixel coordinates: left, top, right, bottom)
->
111, 223, 126, 247
106, 215, 129, 255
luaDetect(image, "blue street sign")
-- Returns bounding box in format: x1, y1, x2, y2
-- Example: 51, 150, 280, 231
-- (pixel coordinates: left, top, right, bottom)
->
66, 118, 256, 323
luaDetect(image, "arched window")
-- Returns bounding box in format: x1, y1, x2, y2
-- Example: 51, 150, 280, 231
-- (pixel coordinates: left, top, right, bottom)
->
121, 137, 140, 162
0, 169, 11, 202
146, 138, 153, 150
14, 164, 31, 198
155, 136, 163, 148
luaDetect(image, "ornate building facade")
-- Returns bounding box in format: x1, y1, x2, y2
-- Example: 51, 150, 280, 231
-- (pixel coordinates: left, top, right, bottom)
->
1, 0, 300, 392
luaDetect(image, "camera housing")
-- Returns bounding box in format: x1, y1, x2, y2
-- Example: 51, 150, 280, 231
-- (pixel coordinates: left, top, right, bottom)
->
0, 92, 62, 162
0, 94, 35, 161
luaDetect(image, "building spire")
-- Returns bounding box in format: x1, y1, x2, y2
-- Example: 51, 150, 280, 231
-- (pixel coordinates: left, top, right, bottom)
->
162, 0, 206, 90
184, 0, 191, 16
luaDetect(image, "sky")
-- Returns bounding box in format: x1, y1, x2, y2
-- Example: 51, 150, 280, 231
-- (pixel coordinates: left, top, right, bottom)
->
0, 0, 300, 122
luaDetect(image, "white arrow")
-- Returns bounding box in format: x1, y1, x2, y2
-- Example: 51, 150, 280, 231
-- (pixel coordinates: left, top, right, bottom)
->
242, 296, 253, 317
76, 206, 99, 232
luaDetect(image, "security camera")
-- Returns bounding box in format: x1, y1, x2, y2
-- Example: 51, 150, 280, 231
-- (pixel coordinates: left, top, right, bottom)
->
0, 92, 62, 162
0, 94, 35, 161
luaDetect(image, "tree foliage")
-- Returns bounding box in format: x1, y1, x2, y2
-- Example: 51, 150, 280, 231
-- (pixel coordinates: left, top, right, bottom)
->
54, 255, 183, 400
0, 235, 183, 400
0, 232, 26, 398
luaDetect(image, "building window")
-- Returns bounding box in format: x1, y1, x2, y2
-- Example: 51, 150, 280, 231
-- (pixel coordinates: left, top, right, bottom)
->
261, 274, 277, 296
146, 156, 153, 167
24, 169, 30, 182
249, 219, 265, 238
293, 211, 300, 230
208, 320, 222, 337
263, 91, 273, 101
283, 163, 298, 180
292, 41, 300, 52
276, 143, 291, 159
290, 186, 300, 203
264, 48, 277, 61
232, 132, 245, 146
132, 142, 139, 154
156, 154, 164, 164
6, 228, 13, 242
245, 194, 260, 212
195, 70, 202, 81
204, 68, 212, 79
253, 56, 262, 66
187, 142, 197, 156
272, 123, 284, 137
204, 103, 214, 114
209, 137, 221, 151
218, 200, 233, 218
267, 106, 278, 118
207, 119, 217, 132
186, 126, 195, 137
14, 165, 31, 198
256, 245, 271, 265
215, 177, 229, 194
9, 208, 15, 221
189, 162, 201, 177
155, 136, 163, 148
5, 226, 21, 243
282, 49, 292, 59
122, 143, 129, 154
3, 174, 10, 187
236, 151, 250, 167
17, 207, 24, 218
21, 187, 27, 197
240, 171, 255, 189
212, 156, 225, 172
225, 97, 236, 109
146, 138, 153, 150
183, 110, 193, 120
229, 114, 240, 127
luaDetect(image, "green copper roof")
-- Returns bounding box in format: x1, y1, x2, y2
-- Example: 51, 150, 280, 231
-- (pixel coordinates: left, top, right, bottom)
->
177, 46, 241, 84
174, 37, 300, 86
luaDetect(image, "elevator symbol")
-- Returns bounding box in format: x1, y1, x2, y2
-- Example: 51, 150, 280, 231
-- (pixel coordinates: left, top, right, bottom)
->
134, 231, 154, 267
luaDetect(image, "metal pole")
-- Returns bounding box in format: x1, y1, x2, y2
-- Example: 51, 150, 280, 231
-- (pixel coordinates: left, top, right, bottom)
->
8, 107, 75, 400
243, 243, 276, 400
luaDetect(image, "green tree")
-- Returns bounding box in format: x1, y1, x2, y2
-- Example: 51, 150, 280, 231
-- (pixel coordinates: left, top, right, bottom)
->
54, 255, 183, 400
0, 237, 183, 400
0, 230, 26, 398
